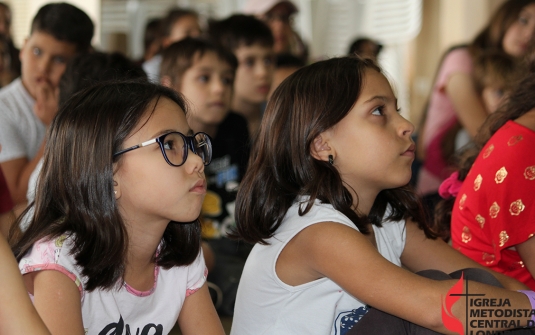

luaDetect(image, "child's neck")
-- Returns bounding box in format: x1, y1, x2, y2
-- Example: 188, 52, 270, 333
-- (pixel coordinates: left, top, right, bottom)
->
232, 96, 263, 136
350, 186, 380, 217
122, 219, 167, 291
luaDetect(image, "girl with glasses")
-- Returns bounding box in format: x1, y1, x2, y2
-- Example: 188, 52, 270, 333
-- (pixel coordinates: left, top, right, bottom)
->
231, 56, 535, 334
10, 81, 224, 335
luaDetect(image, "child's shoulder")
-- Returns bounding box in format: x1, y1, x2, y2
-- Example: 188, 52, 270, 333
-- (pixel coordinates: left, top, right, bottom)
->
0, 78, 29, 102
20, 234, 73, 266
284, 197, 356, 231
19, 234, 84, 293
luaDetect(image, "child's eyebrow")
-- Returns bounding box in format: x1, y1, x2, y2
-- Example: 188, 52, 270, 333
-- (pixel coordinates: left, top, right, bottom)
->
195, 66, 214, 72
364, 96, 399, 106
151, 129, 179, 138
364, 95, 391, 103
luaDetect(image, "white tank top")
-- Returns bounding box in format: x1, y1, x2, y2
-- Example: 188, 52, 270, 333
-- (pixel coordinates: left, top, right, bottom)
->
231, 197, 406, 335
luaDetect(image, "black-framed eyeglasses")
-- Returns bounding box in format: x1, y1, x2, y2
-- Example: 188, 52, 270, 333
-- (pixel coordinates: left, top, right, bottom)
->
113, 131, 212, 167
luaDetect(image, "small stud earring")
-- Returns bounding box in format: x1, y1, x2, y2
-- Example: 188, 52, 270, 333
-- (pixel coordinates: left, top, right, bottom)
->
114, 191, 117, 195
328, 155, 334, 165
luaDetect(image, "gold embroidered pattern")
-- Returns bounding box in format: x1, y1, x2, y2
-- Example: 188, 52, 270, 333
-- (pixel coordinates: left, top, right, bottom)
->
495, 167, 507, 184
489, 202, 500, 218
499, 231, 509, 247
475, 214, 485, 228
483, 144, 494, 159
507, 135, 523, 146
459, 194, 467, 210
462, 226, 472, 243
482, 252, 495, 265
474, 174, 482, 191
525, 166, 535, 180
509, 199, 525, 216
519, 261, 525, 268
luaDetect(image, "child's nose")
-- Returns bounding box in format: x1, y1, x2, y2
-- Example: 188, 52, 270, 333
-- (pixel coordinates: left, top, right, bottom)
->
37, 57, 51, 74
186, 148, 205, 174
212, 79, 224, 94
398, 115, 414, 137
256, 64, 269, 78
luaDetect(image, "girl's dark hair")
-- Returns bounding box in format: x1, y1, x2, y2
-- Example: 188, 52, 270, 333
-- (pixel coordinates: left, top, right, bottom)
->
434, 66, 535, 238
11, 81, 201, 291
59, 51, 147, 107
234, 56, 433, 244
470, 0, 535, 57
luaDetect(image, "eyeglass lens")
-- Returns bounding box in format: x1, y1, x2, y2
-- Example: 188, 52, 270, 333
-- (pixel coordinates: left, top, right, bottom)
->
161, 132, 211, 166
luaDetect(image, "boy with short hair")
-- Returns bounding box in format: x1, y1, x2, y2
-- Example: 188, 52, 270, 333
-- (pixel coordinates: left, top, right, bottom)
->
160, 37, 250, 315
208, 14, 275, 137
0, 3, 93, 205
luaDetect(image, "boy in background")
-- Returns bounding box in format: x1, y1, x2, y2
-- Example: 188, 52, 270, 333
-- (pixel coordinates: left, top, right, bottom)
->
142, 8, 201, 82
160, 37, 250, 316
21, 51, 147, 232
208, 14, 275, 137
0, 3, 93, 206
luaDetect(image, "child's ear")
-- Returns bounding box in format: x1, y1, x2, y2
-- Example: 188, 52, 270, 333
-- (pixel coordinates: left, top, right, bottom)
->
113, 180, 121, 200
310, 134, 333, 163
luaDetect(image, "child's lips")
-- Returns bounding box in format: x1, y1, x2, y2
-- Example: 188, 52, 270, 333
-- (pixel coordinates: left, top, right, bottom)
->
35, 77, 51, 85
190, 179, 206, 193
257, 85, 270, 94
208, 101, 225, 108
401, 143, 416, 157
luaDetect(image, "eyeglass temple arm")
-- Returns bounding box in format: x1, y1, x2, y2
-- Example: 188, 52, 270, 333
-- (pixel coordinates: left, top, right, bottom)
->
113, 138, 158, 157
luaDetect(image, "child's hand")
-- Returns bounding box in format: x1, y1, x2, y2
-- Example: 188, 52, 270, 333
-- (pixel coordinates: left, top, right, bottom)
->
33, 81, 59, 126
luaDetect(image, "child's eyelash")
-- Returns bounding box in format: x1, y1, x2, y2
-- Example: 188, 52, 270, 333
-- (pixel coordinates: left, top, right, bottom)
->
372, 105, 385, 115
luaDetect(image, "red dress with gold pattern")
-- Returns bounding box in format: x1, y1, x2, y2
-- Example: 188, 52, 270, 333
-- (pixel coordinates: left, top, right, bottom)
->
451, 120, 535, 289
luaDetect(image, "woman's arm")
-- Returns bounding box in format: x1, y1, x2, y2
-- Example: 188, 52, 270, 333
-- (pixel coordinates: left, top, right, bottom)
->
30, 270, 85, 335
445, 72, 489, 137
177, 282, 225, 335
285, 221, 533, 334
0, 236, 50, 335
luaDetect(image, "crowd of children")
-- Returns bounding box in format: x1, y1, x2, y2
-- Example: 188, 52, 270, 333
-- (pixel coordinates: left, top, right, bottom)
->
1, 0, 535, 334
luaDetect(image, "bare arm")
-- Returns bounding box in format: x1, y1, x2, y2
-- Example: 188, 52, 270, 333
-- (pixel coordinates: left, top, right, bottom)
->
401, 219, 528, 291
0, 236, 50, 335
2, 80, 57, 204
515, 238, 535, 281
284, 221, 533, 334
177, 282, 225, 335
445, 73, 489, 137
0, 209, 15, 237
30, 270, 85, 335
1, 141, 44, 204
